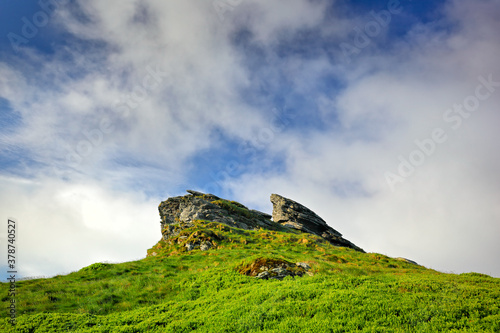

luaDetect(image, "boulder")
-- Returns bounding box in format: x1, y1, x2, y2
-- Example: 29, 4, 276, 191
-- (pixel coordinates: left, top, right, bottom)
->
159, 191, 284, 241
271, 194, 364, 252
238, 257, 311, 280
296, 262, 311, 270
270, 194, 342, 236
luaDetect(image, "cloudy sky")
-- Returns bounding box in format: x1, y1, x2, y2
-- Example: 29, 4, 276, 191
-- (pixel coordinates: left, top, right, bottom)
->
1, 0, 499, 280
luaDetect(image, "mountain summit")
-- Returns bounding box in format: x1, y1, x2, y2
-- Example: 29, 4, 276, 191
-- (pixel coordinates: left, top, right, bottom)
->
2, 191, 499, 332
157, 190, 364, 252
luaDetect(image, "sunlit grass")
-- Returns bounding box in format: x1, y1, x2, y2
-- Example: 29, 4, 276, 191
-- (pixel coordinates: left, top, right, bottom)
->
1, 221, 499, 332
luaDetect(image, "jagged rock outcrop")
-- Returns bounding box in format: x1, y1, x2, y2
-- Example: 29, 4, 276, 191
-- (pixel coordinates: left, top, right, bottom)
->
158, 190, 363, 252
271, 194, 364, 252
158, 190, 284, 241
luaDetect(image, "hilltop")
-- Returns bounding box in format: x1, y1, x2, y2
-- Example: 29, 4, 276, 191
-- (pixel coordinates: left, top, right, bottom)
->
1, 191, 499, 332
156, 190, 364, 253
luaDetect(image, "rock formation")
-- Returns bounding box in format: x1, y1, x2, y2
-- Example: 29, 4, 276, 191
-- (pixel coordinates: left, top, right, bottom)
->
158, 190, 363, 252
158, 190, 283, 242
271, 194, 364, 252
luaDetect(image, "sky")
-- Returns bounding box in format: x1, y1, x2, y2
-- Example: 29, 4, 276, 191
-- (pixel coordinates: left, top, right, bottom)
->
0, 0, 499, 280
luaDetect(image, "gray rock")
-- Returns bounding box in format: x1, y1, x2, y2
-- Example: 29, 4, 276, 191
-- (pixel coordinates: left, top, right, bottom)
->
270, 267, 289, 278
270, 194, 364, 252
271, 194, 341, 236
186, 190, 206, 196
200, 241, 212, 251
185, 242, 195, 251
250, 209, 272, 220
296, 262, 311, 270
240, 258, 310, 280
256, 267, 292, 280
159, 191, 285, 241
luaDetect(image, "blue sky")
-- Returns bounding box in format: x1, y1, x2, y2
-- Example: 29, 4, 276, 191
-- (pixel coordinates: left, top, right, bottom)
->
1, 0, 500, 281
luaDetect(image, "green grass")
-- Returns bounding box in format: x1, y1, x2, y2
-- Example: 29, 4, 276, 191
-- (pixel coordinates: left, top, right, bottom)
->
1, 221, 499, 332
212, 199, 254, 218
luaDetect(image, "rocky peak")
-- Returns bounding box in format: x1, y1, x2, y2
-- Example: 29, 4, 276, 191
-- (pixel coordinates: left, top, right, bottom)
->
158, 191, 282, 241
158, 190, 363, 252
270, 194, 342, 237
271, 194, 364, 252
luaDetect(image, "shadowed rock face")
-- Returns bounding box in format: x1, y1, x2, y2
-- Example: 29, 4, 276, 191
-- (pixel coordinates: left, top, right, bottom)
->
270, 194, 342, 236
158, 191, 283, 241
158, 190, 364, 252
271, 194, 364, 252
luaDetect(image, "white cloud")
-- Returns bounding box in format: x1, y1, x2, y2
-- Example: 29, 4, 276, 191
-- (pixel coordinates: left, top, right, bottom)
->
1, 0, 499, 279
1, 0, 273, 178
227, 0, 500, 277
231, 0, 328, 44
0, 0, 274, 277
0, 175, 159, 278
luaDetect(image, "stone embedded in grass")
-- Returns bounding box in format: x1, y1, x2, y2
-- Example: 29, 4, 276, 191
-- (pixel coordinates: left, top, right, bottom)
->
296, 262, 311, 270
238, 257, 312, 280
200, 241, 212, 251
270, 267, 289, 279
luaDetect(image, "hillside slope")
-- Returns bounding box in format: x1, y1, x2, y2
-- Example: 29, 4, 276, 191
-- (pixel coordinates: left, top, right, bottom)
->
1, 193, 499, 332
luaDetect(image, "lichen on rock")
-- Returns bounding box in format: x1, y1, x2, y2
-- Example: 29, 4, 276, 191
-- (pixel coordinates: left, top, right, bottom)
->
158, 191, 283, 242
157, 190, 364, 252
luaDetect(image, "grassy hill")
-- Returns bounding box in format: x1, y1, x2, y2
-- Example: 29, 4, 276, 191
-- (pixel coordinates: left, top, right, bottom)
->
1, 219, 499, 332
